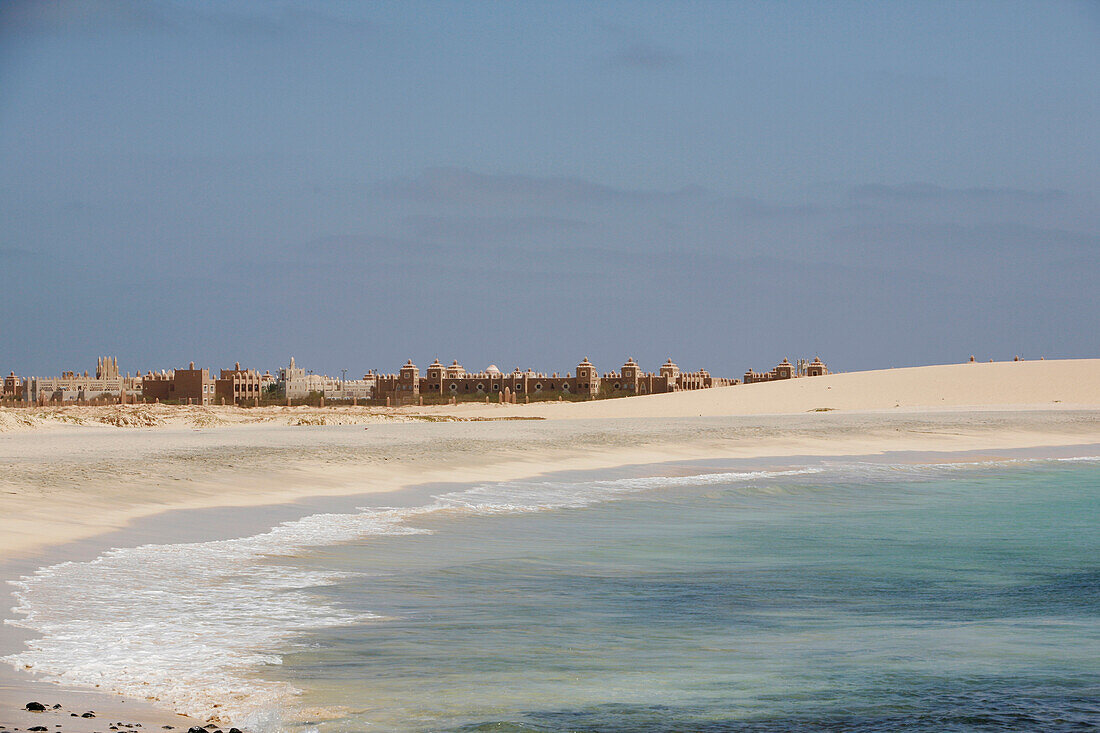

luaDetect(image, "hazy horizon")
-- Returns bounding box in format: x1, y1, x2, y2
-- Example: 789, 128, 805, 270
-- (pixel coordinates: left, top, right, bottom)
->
3, 1, 1099, 377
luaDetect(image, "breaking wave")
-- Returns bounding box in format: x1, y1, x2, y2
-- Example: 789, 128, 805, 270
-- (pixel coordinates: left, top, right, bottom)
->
4, 456, 1096, 730
2, 467, 817, 731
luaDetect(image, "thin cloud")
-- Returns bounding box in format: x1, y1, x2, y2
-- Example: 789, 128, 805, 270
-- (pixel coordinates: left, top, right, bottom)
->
378, 167, 705, 207
403, 215, 591, 243
707, 196, 823, 221
851, 183, 1067, 204
0, 0, 372, 39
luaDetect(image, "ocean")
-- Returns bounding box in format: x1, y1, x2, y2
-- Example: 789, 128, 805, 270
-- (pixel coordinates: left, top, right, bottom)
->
5, 454, 1100, 732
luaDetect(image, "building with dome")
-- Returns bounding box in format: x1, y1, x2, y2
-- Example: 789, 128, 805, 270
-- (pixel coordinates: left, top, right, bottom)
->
601, 357, 735, 395
743, 357, 828, 384
374, 357, 604, 405
3, 371, 22, 400
374, 357, 734, 405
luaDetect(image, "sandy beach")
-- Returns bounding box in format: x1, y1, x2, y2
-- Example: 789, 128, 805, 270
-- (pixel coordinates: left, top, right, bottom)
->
2, 359, 1099, 729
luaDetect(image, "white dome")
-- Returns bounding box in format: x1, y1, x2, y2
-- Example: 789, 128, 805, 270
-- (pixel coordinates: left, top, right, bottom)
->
485, 364, 502, 374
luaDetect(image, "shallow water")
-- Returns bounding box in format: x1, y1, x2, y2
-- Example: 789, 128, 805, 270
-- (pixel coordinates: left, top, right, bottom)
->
6, 456, 1100, 732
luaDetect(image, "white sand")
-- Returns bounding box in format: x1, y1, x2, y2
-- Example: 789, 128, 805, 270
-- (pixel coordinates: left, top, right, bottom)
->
0, 359, 1098, 560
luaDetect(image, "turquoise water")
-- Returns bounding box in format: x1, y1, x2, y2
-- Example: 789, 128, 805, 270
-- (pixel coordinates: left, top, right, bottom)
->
7, 456, 1099, 732
268, 458, 1100, 732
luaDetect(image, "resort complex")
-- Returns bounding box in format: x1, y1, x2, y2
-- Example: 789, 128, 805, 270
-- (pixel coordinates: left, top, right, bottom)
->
2, 355, 827, 406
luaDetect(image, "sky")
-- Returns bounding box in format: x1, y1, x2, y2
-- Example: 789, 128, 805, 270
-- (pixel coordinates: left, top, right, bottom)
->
2, 0, 1099, 377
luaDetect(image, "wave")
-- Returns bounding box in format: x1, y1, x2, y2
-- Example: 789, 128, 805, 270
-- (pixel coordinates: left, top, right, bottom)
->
2, 467, 817, 731
4, 456, 1096, 730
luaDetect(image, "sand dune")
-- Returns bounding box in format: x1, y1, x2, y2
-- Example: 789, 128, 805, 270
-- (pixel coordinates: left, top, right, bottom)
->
490, 358, 1100, 419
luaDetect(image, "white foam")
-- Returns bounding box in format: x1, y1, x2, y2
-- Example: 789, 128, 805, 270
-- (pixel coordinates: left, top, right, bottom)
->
3, 467, 812, 731
6, 457, 1096, 730
815, 454, 1100, 484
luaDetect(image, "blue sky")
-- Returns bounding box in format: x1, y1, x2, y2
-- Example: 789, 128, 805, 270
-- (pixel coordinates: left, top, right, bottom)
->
2, 0, 1098, 377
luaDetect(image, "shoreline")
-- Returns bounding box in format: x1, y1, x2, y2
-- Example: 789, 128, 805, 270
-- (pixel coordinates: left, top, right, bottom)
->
2, 389, 1100, 729
3, 425, 1100, 728
4, 442, 1100, 730
3, 409, 1100, 561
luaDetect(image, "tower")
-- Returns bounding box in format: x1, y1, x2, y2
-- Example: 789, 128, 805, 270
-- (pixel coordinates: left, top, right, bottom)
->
575, 357, 599, 395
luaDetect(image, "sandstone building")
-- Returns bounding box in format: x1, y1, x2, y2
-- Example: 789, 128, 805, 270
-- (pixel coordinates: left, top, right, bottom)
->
22, 357, 140, 403
374, 357, 734, 405
743, 357, 828, 384
140, 362, 216, 405
279, 357, 375, 400
602, 358, 735, 395
375, 357, 602, 405
215, 363, 268, 405
3, 372, 22, 400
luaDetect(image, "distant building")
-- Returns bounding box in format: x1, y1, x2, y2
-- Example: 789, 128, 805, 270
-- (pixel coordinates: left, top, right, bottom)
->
215, 363, 269, 405
805, 357, 828, 377
375, 357, 732, 405
24, 357, 139, 403
279, 357, 375, 400
603, 357, 736, 394
141, 362, 216, 405
398, 356, 600, 404
378, 358, 598, 406
280, 356, 310, 399
326, 374, 375, 401
743, 357, 828, 384
3, 371, 22, 400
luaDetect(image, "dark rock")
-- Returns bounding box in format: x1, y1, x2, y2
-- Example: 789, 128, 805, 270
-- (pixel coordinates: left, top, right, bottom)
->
29, 727, 48, 732
187, 727, 207, 733
81, 712, 96, 718
52, 705, 62, 710
228, 729, 242, 733
25, 703, 46, 712
71, 713, 78, 717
